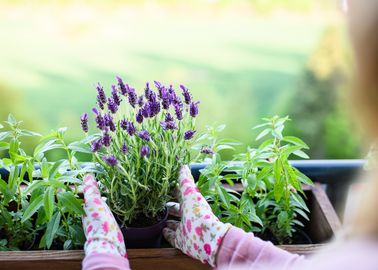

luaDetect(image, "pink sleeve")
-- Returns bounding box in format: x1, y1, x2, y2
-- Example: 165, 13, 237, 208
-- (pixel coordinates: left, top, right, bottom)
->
82, 253, 131, 270
216, 226, 305, 270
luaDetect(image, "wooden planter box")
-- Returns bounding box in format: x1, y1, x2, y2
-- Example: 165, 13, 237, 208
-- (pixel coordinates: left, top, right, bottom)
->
0, 183, 340, 270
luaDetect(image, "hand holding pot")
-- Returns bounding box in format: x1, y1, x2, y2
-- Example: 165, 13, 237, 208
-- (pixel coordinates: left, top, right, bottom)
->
163, 165, 231, 267
82, 174, 127, 258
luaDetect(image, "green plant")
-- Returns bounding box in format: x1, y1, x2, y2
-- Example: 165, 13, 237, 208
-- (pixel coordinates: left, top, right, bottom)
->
196, 116, 313, 244
0, 114, 91, 250
81, 78, 199, 225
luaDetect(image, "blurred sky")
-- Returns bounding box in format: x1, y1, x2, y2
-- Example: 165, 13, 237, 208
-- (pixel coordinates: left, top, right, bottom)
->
0, 0, 347, 157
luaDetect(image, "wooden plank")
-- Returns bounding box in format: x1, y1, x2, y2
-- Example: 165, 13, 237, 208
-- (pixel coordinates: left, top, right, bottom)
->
0, 244, 326, 270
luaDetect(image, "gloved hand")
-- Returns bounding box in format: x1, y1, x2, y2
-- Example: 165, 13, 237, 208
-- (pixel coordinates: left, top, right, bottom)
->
82, 174, 127, 258
163, 165, 231, 267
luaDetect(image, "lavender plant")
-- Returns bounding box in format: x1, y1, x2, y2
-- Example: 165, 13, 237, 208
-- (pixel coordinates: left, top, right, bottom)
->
81, 77, 199, 225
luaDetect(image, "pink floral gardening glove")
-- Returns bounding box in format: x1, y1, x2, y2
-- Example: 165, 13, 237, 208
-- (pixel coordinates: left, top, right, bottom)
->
82, 174, 127, 258
163, 165, 231, 267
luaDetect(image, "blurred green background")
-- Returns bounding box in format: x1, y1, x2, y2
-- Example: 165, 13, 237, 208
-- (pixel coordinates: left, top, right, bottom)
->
0, 0, 361, 159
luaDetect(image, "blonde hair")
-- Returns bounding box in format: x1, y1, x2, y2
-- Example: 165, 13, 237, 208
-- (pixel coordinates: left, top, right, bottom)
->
347, 0, 378, 237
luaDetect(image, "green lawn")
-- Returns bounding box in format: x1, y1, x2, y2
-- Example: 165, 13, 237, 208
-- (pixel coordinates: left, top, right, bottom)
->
0, 4, 327, 150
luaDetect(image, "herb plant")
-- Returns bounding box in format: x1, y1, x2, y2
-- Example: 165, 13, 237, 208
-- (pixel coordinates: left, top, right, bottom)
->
0, 114, 90, 250
81, 77, 199, 225
196, 116, 313, 244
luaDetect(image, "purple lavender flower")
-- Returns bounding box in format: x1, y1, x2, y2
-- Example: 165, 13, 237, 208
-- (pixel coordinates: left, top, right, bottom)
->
189, 101, 199, 117
92, 108, 105, 130
107, 97, 118, 114
140, 145, 150, 157
102, 155, 118, 167
127, 121, 136, 136
120, 119, 127, 130
120, 119, 135, 135
161, 88, 170, 110
142, 103, 151, 118
80, 113, 89, 133
200, 146, 214, 155
91, 139, 102, 152
96, 83, 107, 104
121, 142, 128, 155
165, 113, 174, 122
174, 104, 183, 120
137, 95, 144, 107
102, 130, 112, 147
150, 100, 161, 116
104, 113, 116, 132
117, 76, 127, 96
138, 130, 150, 141
128, 88, 137, 108
180, 84, 192, 104
154, 81, 163, 98
160, 120, 177, 130
144, 82, 152, 100
136, 110, 144, 124
112, 85, 121, 106
172, 95, 183, 109
184, 130, 196, 140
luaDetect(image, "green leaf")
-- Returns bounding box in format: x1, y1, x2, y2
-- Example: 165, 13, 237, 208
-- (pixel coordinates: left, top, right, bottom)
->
19, 129, 42, 137
292, 150, 310, 159
49, 160, 66, 180
45, 212, 61, 249
215, 144, 235, 152
216, 185, 231, 209
0, 178, 6, 194
0, 142, 9, 151
67, 142, 92, 154
57, 192, 85, 215
294, 168, 313, 185
0, 131, 11, 141
291, 193, 309, 212
34, 140, 64, 159
7, 114, 16, 125
24, 180, 46, 194
49, 179, 67, 189
44, 186, 55, 220
63, 240, 72, 250
57, 127, 67, 139
282, 136, 308, 148
253, 122, 270, 129
256, 128, 271, 141
22, 194, 44, 222
277, 211, 288, 228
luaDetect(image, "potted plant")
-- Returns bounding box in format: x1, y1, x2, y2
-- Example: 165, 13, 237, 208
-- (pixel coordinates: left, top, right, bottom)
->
0, 114, 93, 251
195, 116, 334, 245
80, 77, 199, 248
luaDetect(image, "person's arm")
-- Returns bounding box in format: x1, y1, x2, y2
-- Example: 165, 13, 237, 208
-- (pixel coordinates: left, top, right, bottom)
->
82, 174, 130, 270
216, 226, 305, 270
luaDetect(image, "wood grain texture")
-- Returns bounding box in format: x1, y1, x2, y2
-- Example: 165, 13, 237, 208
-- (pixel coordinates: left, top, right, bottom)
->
0, 184, 340, 270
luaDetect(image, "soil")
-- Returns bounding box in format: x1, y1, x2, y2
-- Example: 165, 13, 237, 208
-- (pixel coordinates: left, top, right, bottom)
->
256, 229, 313, 245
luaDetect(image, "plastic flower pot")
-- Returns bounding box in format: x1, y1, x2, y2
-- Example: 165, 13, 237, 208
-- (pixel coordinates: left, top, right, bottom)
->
120, 208, 169, 249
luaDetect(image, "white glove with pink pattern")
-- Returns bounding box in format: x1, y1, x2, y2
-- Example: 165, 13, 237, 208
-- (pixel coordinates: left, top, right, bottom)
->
82, 174, 127, 258
163, 165, 231, 267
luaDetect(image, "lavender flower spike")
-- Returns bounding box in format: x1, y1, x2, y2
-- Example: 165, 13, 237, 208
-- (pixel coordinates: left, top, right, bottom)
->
102, 130, 112, 147
128, 88, 138, 108
201, 145, 214, 155
180, 84, 192, 105
138, 130, 150, 141
107, 98, 118, 114
136, 110, 144, 124
80, 113, 89, 133
121, 142, 128, 155
96, 83, 107, 104
174, 104, 183, 120
103, 155, 118, 167
112, 84, 121, 106
92, 108, 105, 130
184, 130, 196, 140
189, 101, 200, 118
91, 139, 102, 152
116, 76, 127, 96
140, 145, 150, 157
